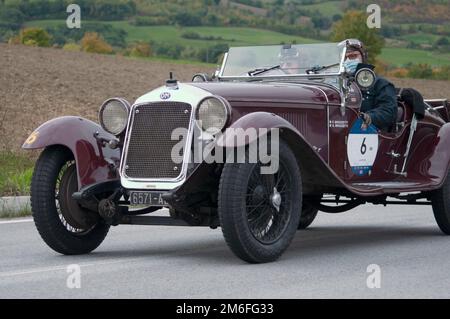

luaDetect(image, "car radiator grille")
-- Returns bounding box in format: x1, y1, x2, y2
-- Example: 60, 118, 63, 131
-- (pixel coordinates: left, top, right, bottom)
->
123, 102, 192, 179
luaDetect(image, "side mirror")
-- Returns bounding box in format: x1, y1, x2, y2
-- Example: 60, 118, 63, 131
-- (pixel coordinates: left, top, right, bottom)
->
355, 68, 376, 90
192, 73, 209, 82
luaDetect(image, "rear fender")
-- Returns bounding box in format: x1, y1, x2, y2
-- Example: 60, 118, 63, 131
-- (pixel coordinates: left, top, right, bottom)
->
216, 112, 343, 191
428, 122, 450, 185
22, 116, 120, 188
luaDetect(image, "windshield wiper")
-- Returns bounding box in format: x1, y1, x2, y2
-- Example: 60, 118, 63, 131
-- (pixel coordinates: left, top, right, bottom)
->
248, 65, 281, 76
306, 63, 339, 75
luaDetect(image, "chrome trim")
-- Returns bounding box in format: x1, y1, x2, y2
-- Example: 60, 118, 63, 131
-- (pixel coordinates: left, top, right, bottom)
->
119, 102, 195, 184
219, 73, 344, 82
339, 46, 347, 75
317, 86, 330, 164
309, 86, 329, 105
218, 52, 229, 77
339, 77, 349, 117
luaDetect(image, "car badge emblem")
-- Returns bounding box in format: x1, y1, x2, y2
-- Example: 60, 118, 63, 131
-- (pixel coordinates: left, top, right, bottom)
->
160, 92, 171, 100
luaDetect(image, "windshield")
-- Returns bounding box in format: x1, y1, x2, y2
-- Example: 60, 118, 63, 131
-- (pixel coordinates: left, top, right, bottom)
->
220, 43, 344, 77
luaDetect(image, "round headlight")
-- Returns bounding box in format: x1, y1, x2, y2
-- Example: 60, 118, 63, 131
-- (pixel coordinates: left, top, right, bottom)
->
99, 98, 130, 136
196, 97, 230, 135
355, 68, 376, 90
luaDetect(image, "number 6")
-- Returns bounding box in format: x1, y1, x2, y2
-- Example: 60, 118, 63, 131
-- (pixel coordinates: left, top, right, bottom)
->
361, 138, 367, 155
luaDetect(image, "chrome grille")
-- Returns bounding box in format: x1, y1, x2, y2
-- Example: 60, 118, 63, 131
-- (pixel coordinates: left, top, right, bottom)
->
123, 102, 192, 179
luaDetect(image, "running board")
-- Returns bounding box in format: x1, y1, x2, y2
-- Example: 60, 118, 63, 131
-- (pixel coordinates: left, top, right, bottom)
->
352, 181, 422, 188
119, 215, 194, 226
348, 180, 433, 195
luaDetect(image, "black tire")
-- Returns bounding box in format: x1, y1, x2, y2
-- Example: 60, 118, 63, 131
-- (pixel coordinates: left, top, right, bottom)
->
431, 171, 450, 235
31, 146, 110, 255
219, 140, 302, 263
298, 203, 318, 230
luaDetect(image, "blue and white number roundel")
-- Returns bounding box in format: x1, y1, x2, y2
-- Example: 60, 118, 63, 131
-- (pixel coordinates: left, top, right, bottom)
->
347, 118, 379, 176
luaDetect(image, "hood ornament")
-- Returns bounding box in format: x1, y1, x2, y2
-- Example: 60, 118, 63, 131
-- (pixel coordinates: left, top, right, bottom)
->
166, 71, 179, 90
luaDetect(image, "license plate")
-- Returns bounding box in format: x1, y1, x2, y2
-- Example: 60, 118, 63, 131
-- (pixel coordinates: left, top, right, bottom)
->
129, 191, 169, 206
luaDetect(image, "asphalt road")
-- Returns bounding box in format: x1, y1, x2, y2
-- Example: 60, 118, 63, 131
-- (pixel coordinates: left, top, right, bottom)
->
1, 204, 450, 299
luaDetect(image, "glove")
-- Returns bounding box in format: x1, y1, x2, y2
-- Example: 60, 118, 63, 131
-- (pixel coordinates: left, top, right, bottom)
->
360, 112, 372, 130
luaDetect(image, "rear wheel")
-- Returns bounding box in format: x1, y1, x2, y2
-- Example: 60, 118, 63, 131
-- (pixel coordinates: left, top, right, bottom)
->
431, 171, 450, 235
219, 140, 302, 263
31, 146, 110, 255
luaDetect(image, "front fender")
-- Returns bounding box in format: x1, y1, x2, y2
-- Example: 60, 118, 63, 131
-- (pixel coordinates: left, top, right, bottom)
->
216, 112, 298, 148
22, 116, 120, 188
216, 112, 343, 191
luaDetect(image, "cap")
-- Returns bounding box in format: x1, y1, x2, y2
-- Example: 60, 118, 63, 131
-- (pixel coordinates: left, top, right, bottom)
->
339, 39, 368, 63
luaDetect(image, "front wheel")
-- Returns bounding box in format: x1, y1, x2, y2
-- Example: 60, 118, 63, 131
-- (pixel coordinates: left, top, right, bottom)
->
219, 140, 302, 263
431, 171, 450, 235
31, 146, 110, 255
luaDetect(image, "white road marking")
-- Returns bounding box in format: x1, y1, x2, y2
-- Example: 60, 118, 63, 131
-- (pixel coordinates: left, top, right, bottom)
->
0, 218, 33, 225
0, 259, 136, 278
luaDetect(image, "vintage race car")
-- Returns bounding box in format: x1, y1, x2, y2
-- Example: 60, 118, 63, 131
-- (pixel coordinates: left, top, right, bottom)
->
23, 41, 450, 263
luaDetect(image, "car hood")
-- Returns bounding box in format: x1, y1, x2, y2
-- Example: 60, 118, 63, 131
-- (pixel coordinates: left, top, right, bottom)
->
190, 81, 341, 106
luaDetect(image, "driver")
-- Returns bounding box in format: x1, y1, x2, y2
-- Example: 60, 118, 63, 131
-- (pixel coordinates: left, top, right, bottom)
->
279, 45, 301, 75
342, 39, 397, 131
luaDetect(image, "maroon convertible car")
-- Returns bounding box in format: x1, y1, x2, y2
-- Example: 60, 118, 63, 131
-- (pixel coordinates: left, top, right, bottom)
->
23, 41, 450, 263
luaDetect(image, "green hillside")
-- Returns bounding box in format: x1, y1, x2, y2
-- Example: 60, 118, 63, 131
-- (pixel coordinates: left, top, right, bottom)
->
26, 20, 319, 47
302, 1, 344, 16
26, 20, 450, 67
380, 48, 450, 67
2, 0, 448, 79
400, 33, 441, 46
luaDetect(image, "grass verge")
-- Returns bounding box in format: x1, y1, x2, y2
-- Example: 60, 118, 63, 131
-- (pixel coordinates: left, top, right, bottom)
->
0, 152, 34, 196
0, 206, 31, 219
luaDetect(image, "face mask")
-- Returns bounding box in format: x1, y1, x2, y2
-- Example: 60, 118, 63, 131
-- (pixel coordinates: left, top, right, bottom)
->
344, 59, 360, 74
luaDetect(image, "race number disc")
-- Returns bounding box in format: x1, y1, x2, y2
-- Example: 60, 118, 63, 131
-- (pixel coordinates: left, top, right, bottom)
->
347, 118, 379, 176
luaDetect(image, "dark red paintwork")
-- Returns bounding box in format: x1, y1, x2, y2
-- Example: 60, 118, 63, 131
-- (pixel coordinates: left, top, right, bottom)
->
22, 116, 120, 188
23, 80, 449, 198
192, 81, 450, 197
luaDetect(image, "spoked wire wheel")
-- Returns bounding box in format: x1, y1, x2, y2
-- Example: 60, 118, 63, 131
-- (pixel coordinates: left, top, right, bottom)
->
246, 162, 292, 244
31, 146, 109, 255
219, 140, 302, 263
55, 161, 95, 234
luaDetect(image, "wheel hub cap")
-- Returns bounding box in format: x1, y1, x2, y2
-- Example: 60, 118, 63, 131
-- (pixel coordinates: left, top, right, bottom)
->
271, 187, 282, 212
